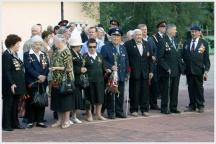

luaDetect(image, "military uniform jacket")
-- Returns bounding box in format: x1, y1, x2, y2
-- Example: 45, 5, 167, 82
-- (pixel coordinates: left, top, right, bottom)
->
153, 32, 164, 46
85, 53, 105, 82
182, 38, 210, 75
24, 50, 50, 88
70, 49, 83, 85
2, 50, 26, 95
100, 41, 129, 82
157, 35, 185, 77
124, 39, 154, 80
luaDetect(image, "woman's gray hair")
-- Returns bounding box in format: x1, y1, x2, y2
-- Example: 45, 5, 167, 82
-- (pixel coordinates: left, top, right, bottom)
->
97, 27, 105, 33
126, 30, 133, 36
30, 35, 43, 46
133, 29, 142, 37
53, 34, 66, 44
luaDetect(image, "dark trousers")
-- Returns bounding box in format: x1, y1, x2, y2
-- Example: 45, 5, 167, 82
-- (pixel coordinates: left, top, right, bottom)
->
157, 65, 162, 96
160, 74, 180, 112
186, 74, 204, 109
27, 85, 46, 123
2, 94, 20, 129
106, 81, 124, 116
149, 70, 158, 108
129, 79, 149, 113
101, 79, 108, 113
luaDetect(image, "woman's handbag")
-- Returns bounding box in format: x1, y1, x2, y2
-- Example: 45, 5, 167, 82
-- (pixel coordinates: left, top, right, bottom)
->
81, 74, 89, 89
31, 84, 48, 107
58, 68, 76, 95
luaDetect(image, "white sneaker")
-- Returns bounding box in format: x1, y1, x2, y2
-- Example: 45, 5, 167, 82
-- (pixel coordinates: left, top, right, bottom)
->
70, 120, 74, 125
71, 118, 82, 124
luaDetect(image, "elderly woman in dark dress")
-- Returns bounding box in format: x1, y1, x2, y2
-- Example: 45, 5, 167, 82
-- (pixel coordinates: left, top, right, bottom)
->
2, 34, 26, 131
24, 35, 49, 129
50, 34, 75, 129
85, 38, 110, 122
69, 37, 86, 124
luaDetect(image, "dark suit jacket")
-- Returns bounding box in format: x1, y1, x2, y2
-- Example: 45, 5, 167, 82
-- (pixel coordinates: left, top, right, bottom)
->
100, 41, 129, 82
146, 36, 157, 57
182, 38, 210, 75
70, 49, 83, 85
81, 31, 88, 43
2, 50, 26, 95
157, 35, 185, 77
124, 39, 154, 80
85, 53, 105, 82
23, 51, 49, 88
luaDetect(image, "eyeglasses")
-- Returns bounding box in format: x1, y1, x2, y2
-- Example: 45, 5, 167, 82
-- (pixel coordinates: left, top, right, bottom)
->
88, 46, 97, 49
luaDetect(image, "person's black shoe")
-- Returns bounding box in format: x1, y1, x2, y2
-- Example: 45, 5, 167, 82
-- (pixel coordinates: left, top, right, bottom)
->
3, 128, 14, 131
184, 108, 196, 112
27, 124, 34, 129
161, 110, 172, 115
108, 115, 115, 119
150, 106, 161, 110
36, 123, 48, 128
198, 108, 204, 113
13, 125, 26, 129
170, 109, 181, 114
116, 113, 127, 118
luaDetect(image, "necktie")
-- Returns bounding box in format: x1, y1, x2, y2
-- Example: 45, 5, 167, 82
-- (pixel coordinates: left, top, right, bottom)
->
171, 38, 176, 49
191, 41, 195, 52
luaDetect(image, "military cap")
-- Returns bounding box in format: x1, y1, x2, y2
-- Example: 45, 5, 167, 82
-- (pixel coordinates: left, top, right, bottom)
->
190, 25, 201, 31
110, 19, 120, 26
157, 21, 166, 28
58, 20, 68, 27
108, 28, 123, 36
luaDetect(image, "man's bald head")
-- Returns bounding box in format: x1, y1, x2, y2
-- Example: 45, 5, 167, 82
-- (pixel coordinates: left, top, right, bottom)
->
31, 25, 41, 36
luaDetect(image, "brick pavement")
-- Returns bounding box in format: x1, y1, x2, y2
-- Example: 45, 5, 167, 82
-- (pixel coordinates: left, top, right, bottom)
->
2, 55, 214, 142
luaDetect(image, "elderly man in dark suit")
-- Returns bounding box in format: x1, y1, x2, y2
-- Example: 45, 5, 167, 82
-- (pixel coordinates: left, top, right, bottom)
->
183, 25, 210, 113
124, 29, 154, 117
101, 28, 129, 119
157, 24, 185, 114
138, 24, 160, 110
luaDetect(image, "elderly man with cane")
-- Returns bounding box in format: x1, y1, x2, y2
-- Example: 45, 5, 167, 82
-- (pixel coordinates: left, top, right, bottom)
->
157, 24, 185, 114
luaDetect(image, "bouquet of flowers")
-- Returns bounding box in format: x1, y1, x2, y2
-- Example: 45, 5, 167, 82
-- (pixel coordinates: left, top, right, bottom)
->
105, 53, 120, 97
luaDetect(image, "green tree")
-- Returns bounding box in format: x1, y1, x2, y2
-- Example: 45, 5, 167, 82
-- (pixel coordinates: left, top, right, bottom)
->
81, 2, 214, 39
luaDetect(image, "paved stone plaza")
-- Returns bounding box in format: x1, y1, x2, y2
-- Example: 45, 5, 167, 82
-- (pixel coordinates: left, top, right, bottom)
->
2, 55, 214, 142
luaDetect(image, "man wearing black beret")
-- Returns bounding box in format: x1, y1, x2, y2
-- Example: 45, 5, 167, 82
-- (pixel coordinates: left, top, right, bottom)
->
183, 25, 210, 113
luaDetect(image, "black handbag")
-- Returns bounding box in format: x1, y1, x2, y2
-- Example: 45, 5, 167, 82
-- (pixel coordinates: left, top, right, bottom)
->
58, 68, 76, 95
31, 84, 48, 107
81, 74, 89, 89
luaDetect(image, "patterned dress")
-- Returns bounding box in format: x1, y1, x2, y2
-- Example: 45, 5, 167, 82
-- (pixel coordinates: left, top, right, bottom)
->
50, 48, 75, 112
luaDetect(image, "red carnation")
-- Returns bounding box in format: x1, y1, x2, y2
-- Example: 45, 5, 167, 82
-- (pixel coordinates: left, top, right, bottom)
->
103, 65, 107, 70
148, 78, 151, 86
127, 66, 131, 73
84, 52, 88, 57
203, 76, 207, 81
104, 74, 107, 79
27, 84, 31, 89
53, 80, 57, 87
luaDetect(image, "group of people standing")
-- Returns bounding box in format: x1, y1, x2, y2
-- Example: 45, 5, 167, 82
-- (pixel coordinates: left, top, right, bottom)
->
2, 19, 210, 131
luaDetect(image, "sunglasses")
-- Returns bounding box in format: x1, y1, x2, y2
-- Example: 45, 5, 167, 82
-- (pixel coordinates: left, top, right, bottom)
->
88, 46, 97, 49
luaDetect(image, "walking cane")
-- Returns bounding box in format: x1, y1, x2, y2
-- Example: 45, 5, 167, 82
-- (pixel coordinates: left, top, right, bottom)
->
125, 81, 129, 116
167, 74, 171, 113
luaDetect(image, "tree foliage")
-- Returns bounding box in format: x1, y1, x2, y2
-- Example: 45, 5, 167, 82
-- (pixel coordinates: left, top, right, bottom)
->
81, 2, 214, 39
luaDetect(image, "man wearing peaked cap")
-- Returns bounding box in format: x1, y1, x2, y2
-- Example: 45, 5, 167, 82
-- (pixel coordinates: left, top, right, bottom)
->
108, 28, 123, 36
152, 21, 167, 100
58, 20, 68, 27
109, 19, 120, 29
183, 25, 210, 113
101, 26, 129, 119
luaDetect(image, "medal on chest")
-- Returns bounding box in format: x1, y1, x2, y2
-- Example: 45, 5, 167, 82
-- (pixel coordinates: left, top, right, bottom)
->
13, 58, 21, 70
40, 54, 47, 69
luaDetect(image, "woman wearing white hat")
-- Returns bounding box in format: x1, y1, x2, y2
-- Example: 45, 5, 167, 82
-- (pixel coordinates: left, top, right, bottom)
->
69, 37, 87, 124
